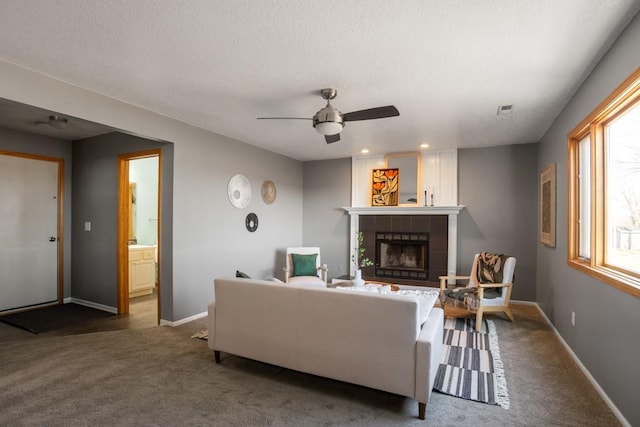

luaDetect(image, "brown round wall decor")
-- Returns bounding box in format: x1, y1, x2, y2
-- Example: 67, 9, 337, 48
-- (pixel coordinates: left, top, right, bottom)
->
261, 180, 276, 204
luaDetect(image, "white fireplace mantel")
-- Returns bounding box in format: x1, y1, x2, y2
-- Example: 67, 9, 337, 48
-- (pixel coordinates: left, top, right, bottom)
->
343, 205, 465, 279
344, 206, 464, 216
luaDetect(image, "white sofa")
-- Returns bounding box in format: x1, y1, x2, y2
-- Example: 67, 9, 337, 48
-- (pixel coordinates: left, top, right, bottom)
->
208, 278, 444, 420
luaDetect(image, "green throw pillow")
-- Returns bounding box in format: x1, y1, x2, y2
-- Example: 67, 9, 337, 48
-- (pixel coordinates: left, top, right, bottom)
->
291, 253, 318, 277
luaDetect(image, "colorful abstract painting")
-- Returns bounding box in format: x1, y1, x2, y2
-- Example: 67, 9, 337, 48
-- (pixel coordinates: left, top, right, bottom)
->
371, 168, 399, 206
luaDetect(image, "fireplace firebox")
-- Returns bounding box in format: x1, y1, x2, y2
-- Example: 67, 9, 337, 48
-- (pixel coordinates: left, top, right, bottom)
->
375, 232, 429, 280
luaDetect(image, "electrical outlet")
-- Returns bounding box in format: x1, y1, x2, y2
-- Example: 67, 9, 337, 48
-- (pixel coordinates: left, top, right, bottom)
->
571, 311, 576, 326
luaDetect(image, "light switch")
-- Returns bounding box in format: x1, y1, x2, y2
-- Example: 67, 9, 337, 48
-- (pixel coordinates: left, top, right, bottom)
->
84, 221, 91, 232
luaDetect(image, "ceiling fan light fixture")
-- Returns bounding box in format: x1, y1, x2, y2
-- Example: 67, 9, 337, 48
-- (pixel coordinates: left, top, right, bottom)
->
313, 103, 344, 135
314, 121, 343, 136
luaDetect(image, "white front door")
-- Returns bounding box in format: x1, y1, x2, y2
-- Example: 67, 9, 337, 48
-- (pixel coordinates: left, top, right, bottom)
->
0, 153, 59, 311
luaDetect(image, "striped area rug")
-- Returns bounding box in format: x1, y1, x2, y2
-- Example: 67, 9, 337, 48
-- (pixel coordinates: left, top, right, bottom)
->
433, 318, 510, 409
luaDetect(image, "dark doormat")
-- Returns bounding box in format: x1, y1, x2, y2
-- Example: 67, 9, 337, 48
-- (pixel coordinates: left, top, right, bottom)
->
0, 303, 114, 334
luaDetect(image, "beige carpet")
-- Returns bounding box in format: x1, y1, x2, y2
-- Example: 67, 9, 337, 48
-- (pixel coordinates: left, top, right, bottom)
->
0, 305, 621, 426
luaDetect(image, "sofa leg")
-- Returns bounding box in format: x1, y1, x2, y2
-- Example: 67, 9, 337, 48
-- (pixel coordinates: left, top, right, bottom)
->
214, 350, 221, 363
418, 402, 426, 420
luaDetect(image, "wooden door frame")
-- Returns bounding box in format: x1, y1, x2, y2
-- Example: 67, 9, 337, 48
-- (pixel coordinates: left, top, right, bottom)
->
117, 149, 162, 322
0, 151, 64, 310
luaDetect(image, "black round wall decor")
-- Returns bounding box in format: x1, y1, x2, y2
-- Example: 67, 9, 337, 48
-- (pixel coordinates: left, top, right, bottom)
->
245, 212, 258, 232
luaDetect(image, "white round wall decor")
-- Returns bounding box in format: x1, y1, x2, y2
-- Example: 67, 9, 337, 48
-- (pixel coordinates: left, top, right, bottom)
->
227, 174, 251, 209
261, 180, 277, 204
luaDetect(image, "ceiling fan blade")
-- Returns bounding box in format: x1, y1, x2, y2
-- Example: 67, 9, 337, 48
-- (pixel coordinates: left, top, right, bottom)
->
325, 133, 340, 144
342, 105, 399, 122
257, 117, 313, 120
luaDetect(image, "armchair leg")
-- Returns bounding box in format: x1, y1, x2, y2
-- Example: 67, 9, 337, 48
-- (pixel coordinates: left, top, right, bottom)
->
214, 350, 221, 363
504, 308, 515, 322
418, 402, 426, 420
475, 309, 483, 332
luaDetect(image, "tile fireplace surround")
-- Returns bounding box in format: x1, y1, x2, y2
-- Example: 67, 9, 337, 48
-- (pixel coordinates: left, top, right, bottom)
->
344, 206, 464, 286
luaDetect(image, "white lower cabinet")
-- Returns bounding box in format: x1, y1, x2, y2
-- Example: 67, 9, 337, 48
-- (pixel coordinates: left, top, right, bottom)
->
128, 245, 156, 298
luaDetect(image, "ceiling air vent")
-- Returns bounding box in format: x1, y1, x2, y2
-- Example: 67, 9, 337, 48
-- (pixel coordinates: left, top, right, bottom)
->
497, 105, 513, 115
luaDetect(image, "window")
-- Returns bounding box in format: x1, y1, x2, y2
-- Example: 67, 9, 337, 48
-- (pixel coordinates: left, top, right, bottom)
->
568, 67, 640, 297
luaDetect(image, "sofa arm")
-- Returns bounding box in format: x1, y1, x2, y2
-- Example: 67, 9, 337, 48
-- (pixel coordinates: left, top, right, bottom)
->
207, 302, 216, 351
415, 307, 444, 418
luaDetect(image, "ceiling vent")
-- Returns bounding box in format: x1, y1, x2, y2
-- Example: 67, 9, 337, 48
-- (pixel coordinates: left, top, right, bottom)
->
497, 105, 513, 115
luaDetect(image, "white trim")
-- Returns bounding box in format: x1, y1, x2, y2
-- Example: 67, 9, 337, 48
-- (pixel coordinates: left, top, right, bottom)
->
160, 310, 207, 327
69, 297, 207, 327
68, 297, 117, 314
531, 303, 631, 427
510, 299, 537, 306
344, 206, 464, 215
447, 214, 457, 276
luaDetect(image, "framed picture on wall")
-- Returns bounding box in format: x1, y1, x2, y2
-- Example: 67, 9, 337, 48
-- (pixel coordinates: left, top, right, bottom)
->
540, 163, 556, 247
371, 168, 399, 206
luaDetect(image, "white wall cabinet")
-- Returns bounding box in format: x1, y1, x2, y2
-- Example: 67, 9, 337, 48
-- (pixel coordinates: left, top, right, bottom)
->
128, 245, 156, 298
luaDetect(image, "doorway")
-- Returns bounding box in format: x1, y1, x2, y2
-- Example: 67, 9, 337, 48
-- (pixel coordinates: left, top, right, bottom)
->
117, 149, 161, 325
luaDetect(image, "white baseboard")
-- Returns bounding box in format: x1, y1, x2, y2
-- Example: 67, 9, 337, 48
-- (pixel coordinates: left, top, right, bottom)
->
68, 297, 117, 314
66, 297, 206, 326
510, 299, 537, 306
532, 303, 630, 427
160, 310, 207, 327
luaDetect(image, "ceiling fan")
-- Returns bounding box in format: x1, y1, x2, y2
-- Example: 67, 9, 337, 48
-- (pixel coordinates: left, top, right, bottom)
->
257, 88, 399, 144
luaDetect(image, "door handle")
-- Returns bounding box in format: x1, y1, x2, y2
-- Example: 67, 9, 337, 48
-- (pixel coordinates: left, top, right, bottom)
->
49, 237, 57, 242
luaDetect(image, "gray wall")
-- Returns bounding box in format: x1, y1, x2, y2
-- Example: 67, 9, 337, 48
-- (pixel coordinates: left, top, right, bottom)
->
458, 143, 538, 301
72, 132, 304, 322
170, 132, 303, 319
302, 158, 352, 279
0, 61, 305, 322
0, 127, 73, 298
536, 12, 640, 426
71, 133, 173, 317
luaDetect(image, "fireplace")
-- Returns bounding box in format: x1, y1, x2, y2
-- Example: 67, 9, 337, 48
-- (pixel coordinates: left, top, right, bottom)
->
376, 232, 429, 280
345, 206, 463, 286
354, 212, 451, 285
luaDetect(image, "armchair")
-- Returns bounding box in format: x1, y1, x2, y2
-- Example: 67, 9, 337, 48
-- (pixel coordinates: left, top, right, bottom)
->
284, 247, 328, 287
439, 252, 516, 331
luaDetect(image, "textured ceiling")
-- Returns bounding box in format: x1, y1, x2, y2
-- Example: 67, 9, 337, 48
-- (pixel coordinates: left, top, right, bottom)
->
0, 1, 638, 160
